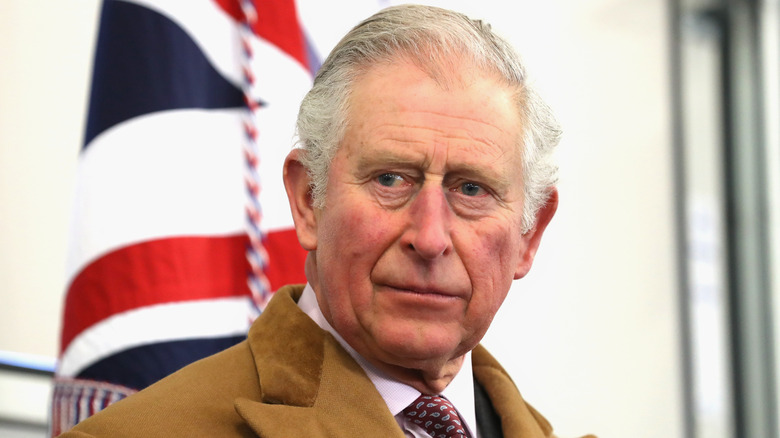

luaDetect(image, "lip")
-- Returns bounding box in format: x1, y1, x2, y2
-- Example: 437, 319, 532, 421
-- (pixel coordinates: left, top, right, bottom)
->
380, 283, 463, 299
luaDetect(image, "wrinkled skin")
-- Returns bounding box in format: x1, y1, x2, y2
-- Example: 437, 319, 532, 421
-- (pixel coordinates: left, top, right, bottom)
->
284, 59, 557, 393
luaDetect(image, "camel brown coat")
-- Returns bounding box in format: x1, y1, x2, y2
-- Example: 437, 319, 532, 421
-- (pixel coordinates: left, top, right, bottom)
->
59, 285, 573, 438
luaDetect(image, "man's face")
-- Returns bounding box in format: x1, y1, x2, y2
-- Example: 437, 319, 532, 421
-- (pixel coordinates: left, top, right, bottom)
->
287, 59, 555, 377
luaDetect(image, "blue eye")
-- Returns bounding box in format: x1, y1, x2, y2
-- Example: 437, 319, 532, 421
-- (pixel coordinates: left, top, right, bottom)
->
377, 173, 403, 187
460, 182, 483, 196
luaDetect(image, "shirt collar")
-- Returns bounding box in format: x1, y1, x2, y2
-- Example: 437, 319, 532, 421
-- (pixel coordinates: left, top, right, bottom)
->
297, 283, 477, 436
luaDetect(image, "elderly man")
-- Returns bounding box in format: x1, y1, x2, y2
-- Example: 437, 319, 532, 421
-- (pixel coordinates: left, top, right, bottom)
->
59, 5, 593, 438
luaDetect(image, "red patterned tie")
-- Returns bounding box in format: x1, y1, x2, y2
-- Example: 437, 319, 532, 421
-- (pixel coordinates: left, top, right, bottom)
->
403, 395, 471, 438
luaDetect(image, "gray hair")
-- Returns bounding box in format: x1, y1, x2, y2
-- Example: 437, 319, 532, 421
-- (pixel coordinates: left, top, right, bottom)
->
295, 4, 561, 232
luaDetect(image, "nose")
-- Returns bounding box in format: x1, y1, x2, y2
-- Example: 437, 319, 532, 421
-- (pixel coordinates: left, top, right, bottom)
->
402, 186, 453, 259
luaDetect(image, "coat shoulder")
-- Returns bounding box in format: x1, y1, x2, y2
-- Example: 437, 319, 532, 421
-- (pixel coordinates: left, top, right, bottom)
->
59, 340, 260, 438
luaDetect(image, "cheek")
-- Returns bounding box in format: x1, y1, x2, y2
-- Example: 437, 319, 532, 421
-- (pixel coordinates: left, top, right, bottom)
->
321, 207, 387, 255
461, 224, 521, 307
469, 223, 521, 273
316, 203, 398, 294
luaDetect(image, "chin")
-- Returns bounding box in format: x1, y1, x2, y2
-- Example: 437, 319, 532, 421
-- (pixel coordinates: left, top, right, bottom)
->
372, 327, 466, 364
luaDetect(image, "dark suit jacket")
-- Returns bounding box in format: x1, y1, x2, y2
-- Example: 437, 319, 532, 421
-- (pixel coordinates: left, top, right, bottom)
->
59, 285, 587, 437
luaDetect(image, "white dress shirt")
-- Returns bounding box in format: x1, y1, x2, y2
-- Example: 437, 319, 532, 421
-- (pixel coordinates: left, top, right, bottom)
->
298, 283, 478, 437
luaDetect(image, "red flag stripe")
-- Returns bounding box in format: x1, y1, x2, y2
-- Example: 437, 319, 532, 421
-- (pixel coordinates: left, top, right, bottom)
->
261, 228, 307, 291
60, 229, 306, 354
214, 0, 310, 71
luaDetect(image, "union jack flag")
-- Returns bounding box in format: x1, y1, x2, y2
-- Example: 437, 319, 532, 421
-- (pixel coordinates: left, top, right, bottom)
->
51, 0, 333, 434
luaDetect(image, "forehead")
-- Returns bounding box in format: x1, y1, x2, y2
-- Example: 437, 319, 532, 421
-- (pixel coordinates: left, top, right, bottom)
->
343, 59, 524, 170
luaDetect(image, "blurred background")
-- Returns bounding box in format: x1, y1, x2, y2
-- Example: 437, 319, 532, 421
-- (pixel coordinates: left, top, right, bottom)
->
1, 0, 778, 437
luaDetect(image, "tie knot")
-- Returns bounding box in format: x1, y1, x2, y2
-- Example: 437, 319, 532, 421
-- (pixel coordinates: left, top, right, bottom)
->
403, 395, 470, 438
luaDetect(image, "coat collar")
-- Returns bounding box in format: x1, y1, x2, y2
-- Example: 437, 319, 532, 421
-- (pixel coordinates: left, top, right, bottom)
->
234, 285, 555, 438
233, 285, 405, 438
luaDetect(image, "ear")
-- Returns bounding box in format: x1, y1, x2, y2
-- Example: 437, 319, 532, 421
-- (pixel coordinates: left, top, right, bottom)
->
283, 149, 318, 251
514, 188, 558, 279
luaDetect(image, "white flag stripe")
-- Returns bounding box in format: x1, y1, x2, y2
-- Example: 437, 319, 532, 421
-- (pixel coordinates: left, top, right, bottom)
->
247, 36, 313, 107
67, 109, 244, 283
66, 108, 300, 285
58, 297, 256, 377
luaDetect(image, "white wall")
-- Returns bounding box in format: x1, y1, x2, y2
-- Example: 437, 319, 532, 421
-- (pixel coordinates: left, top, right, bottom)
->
0, 1, 683, 437
0, 1, 100, 358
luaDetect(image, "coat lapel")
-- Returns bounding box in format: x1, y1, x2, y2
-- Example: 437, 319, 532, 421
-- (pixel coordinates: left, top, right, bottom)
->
472, 345, 554, 438
233, 286, 560, 438
233, 286, 404, 438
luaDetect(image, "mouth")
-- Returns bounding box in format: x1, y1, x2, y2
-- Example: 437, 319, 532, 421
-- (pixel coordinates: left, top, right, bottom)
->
380, 283, 462, 300
373, 282, 469, 316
